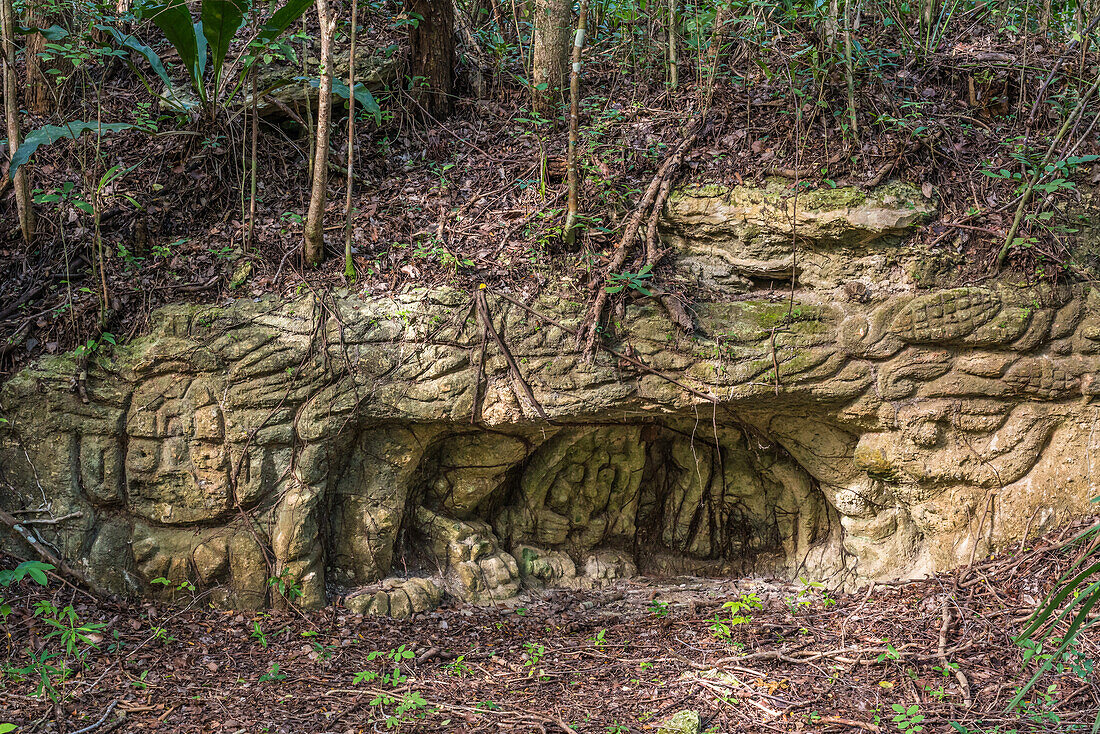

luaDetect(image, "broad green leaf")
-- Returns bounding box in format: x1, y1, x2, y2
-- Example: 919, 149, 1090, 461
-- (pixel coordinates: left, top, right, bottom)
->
144, 0, 202, 98
311, 78, 382, 124
10, 123, 135, 179
194, 21, 208, 79
93, 24, 173, 90
259, 0, 313, 42
201, 0, 247, 92
13, 561, 54, 586
16, 24, 69, 40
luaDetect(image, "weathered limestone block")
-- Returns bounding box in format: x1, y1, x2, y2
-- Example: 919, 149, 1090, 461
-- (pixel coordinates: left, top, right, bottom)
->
514, 544, 577, 585
423, 431, 536, 517
891, 288, 1001, 343
273, 479, 327, 609
415, 507, 520, 603
495, 426, 646, 556
3, 182, 1100, 614
329, 426, 435, 585
345, 577, 443, 618
662, 180, 936, 289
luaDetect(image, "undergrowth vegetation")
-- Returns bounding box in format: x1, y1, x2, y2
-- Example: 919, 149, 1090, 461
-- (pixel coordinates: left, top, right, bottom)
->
0, 0, 1097, 373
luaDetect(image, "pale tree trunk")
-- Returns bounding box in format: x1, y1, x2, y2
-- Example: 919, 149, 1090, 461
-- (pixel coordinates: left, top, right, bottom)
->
408, 0, 455, 119
563, 0, 586, 246
532, 0, 571, 116
2, 0, 35, 245
303, 0, 336, 267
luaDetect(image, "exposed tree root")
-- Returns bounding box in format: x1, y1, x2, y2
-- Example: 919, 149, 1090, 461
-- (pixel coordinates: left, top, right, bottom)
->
577, 115, 706, 362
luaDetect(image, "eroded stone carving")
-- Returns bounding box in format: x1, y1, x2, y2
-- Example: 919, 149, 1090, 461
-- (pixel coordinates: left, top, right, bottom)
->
2, 183, 1098, 617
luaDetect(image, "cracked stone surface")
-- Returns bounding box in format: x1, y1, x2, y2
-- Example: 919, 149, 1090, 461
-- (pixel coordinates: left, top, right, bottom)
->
3, 180, 1098, 616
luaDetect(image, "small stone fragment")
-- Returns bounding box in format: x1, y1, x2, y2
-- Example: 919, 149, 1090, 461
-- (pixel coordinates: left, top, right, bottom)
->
657, 710, 701, 734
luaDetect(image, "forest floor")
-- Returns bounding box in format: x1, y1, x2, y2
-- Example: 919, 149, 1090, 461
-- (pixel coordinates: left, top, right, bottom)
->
3, 5, 1099, 378
2, 522, 1098, 733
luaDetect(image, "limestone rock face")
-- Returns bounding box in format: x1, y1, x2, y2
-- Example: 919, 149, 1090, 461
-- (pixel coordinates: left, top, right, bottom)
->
2, 180, 1097, 615
662, 180, 936, 290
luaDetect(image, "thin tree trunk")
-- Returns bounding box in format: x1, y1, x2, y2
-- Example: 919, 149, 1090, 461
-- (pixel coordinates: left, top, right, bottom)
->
2, 0, 35, 245
843, 0, 857, 137
563, 0, 587, 246
532, 0, 571, 115
668, 0, 678, 90
23, 0, 51, 114
303, 16, 315, 186
303, 0, 336, 267
344, 0, 358, 282
702, 4, 725, 111
246, 8, 259, 251
409, 0, 455, 119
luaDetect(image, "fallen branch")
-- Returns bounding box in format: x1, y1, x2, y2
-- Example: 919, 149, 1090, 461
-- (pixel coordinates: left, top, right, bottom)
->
940, 597, 974, 709
70, 699, 119, 734
652, 288, 694, 335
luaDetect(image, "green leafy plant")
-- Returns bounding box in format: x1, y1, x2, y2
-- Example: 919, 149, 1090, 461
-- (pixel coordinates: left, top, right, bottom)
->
258, 662, 286, 683
446, 655, 471, 677
647, 599, 669, 617
301, 630, 338, 661
710, 593, 763, 640
787, 577, 837, 612
875, 639, 902, 663
131, 0, 311, 112
251, 620, 268, 649
352, 645, 430, 728
353, 645, 416, 687
10, 123, 134, 179
890, 703, 925, 733
0, 561, 54, 620
36, 602, 106, 660
606, 264, 654, 296
150, 624, 176, 645
150, 575, 195, 594
522, 641, 545, 674
1010, 502, 1100, 731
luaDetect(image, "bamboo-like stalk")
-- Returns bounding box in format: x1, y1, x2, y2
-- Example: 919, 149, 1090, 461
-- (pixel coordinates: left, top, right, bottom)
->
344, 0, 359, 282
1, 0, 35, 245
563, 0, 587, 247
